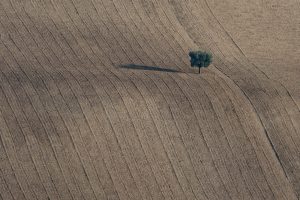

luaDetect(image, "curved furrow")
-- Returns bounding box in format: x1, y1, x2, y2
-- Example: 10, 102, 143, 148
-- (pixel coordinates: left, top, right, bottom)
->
105, 72, 182, 200
0, 51, 63, 200
209, 69, 296, 199
59, 1, 175, 198
200, 72, 291, 199
173, 73, 248, 199
0, 168, 14, 200
0, 3, 97, 199
0, 86, 35, 200
0, 71, 43, 200
37, 1, 144, 198
1, 1, 109, 198
186, 74, 264, 199
0, 136, 20, 200
147, 72, 216, 199
167, 0, 299, 197
128, 71, 200, 200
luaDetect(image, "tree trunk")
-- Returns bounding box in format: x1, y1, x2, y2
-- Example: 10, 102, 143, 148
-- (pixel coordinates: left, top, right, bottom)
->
198, 67, 200, 74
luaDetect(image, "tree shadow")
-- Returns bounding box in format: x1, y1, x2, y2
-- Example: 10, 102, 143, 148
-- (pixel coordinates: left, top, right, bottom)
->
119, 64, 181, 73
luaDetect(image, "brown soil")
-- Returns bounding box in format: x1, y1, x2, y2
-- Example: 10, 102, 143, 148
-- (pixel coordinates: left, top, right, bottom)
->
0, 0, 299, 199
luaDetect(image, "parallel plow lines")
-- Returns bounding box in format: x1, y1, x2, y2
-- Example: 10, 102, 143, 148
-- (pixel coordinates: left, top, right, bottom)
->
0, 0, 299, 199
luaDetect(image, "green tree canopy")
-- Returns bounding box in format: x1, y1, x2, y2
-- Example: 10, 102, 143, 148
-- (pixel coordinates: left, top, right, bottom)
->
189, 51, 212, 69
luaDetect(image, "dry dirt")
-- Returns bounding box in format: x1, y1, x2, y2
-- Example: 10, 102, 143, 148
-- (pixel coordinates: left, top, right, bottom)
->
0, 0, 299, 199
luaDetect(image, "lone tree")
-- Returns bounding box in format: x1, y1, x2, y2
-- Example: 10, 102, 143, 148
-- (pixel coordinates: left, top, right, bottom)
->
189, 51, 212, 74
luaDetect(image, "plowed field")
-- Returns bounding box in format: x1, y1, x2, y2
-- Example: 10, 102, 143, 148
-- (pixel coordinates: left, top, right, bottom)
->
0, 0, 299, 199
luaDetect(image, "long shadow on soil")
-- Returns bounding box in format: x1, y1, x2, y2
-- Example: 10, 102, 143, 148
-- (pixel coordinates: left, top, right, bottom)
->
119, 64, 181, 73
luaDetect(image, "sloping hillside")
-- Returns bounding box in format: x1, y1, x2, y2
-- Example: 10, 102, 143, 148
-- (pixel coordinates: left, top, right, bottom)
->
0, 0, 299, 199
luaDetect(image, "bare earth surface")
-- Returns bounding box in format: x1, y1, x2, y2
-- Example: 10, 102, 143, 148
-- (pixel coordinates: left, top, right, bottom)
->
0, 0, 299, 199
